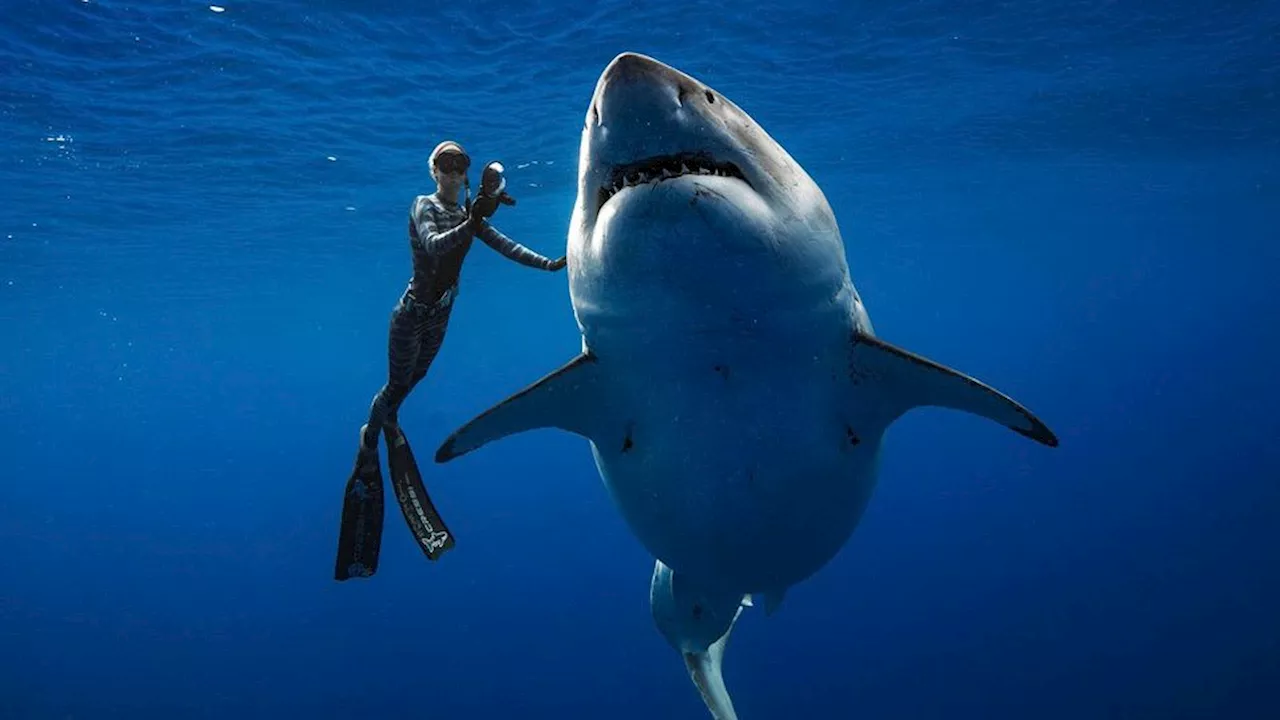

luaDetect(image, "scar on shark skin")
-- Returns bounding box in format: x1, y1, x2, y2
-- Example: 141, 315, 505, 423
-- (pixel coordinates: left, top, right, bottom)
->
689, 182, 727, 206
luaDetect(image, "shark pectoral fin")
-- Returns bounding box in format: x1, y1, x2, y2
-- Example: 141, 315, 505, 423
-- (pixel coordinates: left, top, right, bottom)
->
852, 331, 1059, 447
434, 352, 601, 463
683, 604, 745, 720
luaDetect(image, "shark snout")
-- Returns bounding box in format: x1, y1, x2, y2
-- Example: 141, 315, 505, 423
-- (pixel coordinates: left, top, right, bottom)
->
601, 52, 682, 87
589, 52, 699, 130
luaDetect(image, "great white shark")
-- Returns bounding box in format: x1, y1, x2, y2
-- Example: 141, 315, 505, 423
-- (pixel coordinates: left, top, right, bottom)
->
435, 52, 1058, 719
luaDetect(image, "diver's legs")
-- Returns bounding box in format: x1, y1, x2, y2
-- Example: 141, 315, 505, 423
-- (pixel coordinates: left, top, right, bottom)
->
334, 291, 423, 580
362, 291, 425, 448
369, 289, 454, 438
383, 295, 458, 561
405, 294, 454, 394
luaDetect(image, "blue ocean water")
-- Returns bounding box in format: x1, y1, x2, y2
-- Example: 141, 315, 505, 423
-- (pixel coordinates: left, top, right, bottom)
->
2, 0, 1278, 717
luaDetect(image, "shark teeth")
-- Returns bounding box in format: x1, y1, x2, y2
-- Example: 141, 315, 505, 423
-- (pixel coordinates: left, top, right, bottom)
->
596, 152, 748, 211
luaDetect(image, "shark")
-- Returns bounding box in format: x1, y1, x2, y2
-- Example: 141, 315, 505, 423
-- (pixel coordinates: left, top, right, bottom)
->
435, 51, 1058, 719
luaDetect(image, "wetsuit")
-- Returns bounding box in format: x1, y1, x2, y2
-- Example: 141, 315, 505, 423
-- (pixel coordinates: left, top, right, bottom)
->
334, 191, 561, 580
362, 193, 560, 445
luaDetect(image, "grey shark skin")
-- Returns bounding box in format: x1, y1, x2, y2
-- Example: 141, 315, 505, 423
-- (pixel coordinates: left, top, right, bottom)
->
436, 52, 1058, 717
650, 560, 752, 720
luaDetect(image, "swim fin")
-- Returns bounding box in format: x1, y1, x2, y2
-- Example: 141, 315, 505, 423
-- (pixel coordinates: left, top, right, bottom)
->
334, 447, 385, 581
384, 425, 456, 561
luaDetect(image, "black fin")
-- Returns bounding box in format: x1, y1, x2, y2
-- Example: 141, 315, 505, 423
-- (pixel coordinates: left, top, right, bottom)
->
385, 426, 456, 561
334, 451, 385, 581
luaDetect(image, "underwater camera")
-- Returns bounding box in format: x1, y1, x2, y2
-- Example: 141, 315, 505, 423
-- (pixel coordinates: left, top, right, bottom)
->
479, 161, 517, 206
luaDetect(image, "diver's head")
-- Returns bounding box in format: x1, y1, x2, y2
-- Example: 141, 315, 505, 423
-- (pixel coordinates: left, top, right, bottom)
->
429, 140, 470, 197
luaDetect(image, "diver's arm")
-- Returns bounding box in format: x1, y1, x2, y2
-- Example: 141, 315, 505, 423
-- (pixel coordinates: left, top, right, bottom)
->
475, 221, 563, 270
412, 197, 476, 255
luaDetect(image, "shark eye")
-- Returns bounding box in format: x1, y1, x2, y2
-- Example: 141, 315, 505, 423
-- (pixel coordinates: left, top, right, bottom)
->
704, 90, 715, 104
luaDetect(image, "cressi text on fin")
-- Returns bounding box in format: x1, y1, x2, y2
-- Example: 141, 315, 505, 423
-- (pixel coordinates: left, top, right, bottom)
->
385, 426, 456, 561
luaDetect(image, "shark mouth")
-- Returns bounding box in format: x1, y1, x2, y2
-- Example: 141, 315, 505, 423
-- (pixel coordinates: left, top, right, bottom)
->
596, 152, 749, 212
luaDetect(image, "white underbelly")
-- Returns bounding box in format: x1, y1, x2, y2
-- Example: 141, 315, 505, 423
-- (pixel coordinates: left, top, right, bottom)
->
589, 346, 883, 593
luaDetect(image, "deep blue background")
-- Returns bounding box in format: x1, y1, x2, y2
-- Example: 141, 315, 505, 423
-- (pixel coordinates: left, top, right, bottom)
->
2, 1, 1278, 718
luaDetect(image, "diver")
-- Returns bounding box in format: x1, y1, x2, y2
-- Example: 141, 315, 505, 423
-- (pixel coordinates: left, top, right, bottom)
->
334, 140, 566, 581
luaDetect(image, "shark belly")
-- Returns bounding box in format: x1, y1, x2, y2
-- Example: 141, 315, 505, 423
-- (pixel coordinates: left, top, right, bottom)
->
588, 323, 883, 593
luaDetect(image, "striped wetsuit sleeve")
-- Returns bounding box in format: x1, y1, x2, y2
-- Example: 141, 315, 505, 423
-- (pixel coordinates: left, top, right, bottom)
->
475, 221, 558, 269
411, 197, 474, 255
